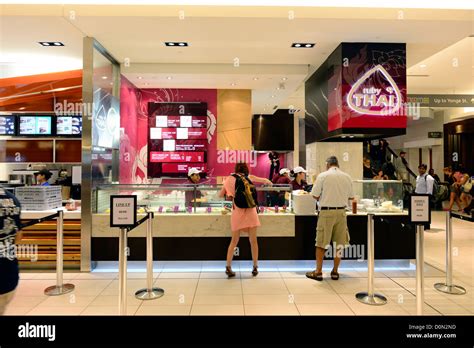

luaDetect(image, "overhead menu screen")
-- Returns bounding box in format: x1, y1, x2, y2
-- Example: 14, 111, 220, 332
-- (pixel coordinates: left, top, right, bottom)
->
0, 116, 16, 135
18, 116, 52, 135
56, 116, 82, 135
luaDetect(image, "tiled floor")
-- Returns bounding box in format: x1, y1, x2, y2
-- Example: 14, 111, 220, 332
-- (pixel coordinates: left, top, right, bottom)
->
4, 211, 472, 316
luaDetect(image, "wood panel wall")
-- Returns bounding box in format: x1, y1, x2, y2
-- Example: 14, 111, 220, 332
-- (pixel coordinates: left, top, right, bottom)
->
217, 89, 252, 150
18, 219, 81, 269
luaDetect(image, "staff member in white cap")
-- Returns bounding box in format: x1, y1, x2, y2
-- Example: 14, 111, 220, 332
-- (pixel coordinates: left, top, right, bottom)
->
306, 156, 353, 281
185, 167, 204, 207
290, 166, 308, 191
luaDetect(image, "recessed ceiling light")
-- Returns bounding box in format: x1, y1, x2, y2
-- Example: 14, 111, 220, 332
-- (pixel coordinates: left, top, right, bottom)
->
39, 41, 64, 47
419, 64, 427, 68
167, 76, 172, 80
277, 87, 280, 90
253, 77, 259, 81
101, 76, 108, 80
137, 76, 143, 80
341, 135, 347, 138
165, 42, 188, 47
271, 95, 275, 98
292, 43, 315, 48
281, 77, 288, 81
349, 135, 354, 138
19, 107, 26, 110
231, 83, 236, 86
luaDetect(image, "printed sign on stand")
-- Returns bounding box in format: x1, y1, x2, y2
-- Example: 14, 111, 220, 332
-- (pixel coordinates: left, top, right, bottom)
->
110, 195, 137, 228
409, 194, 431, 224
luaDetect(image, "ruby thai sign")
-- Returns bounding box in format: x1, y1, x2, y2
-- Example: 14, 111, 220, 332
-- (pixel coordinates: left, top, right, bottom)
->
327, 42, 407, 133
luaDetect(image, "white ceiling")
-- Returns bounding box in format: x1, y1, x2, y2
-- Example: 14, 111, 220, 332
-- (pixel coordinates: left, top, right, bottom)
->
0, 5, 473, 113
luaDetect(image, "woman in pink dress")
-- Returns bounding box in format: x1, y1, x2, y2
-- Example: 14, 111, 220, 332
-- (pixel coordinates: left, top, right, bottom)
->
220, 162, 272, 277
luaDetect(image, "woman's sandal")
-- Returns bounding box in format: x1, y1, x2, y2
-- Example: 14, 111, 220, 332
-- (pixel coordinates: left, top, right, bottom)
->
225, 266, 236, 278
305, 270, 323, 281
252, 266, 258, 276
330, 270, 340, 280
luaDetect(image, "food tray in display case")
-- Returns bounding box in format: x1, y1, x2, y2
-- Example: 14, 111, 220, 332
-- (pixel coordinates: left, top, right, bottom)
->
352, 180, 404, 213
94, 183, 292, 215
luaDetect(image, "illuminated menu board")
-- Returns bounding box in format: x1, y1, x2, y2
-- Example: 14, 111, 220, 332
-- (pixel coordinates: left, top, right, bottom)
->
0, 116, 15, 135
148, 102, 208, 177
18, 116, 52, 135
150, 151, 204, 163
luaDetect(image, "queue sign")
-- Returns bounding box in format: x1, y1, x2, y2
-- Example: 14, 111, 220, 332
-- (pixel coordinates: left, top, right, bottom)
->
409, 194, 431, 224
110, 195, 137, 228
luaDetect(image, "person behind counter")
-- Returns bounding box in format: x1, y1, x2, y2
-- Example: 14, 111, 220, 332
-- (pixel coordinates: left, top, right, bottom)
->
185, 168, 204, 207
291, 166, 308, 191
271, 168, 291, 206
363, 157, 377, 179
268, 151, 280, 180
34, 169, 52, 186
0, 186, 22, 315
306, 156, 353, 282
219, 162, 272, 277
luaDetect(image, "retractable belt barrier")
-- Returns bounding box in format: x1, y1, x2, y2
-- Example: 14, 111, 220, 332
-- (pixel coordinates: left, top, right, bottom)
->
22, 210, 75, 296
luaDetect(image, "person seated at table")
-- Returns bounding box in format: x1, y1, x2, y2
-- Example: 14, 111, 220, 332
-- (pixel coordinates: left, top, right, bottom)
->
290, 166, 308, 191
34, 169, 52, 186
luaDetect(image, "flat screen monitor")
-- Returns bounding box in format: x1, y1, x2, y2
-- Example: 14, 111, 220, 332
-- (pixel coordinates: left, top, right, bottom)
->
0, 116, 16, 135
56, 116, 82, 136
252, 112, 294, 151
18, 115, 53, 136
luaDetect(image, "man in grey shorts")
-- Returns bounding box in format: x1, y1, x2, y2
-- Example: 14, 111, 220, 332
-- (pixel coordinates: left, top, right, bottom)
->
306, 156, 353, 281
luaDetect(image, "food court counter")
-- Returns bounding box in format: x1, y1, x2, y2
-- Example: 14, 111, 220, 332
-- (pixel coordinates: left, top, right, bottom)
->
90, 210, 414, 261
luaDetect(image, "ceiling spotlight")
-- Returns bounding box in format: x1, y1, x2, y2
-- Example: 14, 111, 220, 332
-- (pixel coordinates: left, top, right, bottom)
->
292, 43, 315, 48
231, 83, 236, 86
19, 107, 26, 110
167, 76, 172, 80
281, 77, 288, 81
341, 135, 347, 138
277, 87, 280, 90
349, 135, 354, 138
419, 64, 427, 68
39, 41, 64, 47
253, 77, 259, 81
271, 95, 275, 98
137, 76, 143, 80
165, 42, 188, 47
101, 76, 108, 80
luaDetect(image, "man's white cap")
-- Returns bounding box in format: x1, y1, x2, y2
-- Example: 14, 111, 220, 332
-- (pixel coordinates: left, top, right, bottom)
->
279, 168, 290, 175
188, 168, 201, 177
293, 166, 307, 174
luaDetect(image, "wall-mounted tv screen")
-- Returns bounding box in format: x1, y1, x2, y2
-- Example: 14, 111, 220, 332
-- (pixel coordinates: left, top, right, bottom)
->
252, 111, 294, 151
56, 116, 82, 136
0, 116, 16, 135
18, 115, 53, 136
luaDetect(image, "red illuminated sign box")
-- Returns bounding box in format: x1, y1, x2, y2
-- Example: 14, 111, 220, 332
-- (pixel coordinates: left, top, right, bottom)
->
331, 43, 406, 132
150, 151, 205, 163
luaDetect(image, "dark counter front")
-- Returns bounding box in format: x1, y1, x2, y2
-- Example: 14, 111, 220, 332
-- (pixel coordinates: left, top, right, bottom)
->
91, 214, 415, 261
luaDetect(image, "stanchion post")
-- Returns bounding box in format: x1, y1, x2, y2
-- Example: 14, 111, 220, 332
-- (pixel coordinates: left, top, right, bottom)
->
434, 211, 466, 295
44, 210, 75, 296
355, 214, 387, 305
135, 212, 164, 300
118, 227, 128, 315
416, 224, 424, 315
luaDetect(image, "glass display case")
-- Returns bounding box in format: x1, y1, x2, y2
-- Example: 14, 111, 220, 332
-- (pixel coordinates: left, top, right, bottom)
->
352, 180, 404, 213
93, 183, 292, 214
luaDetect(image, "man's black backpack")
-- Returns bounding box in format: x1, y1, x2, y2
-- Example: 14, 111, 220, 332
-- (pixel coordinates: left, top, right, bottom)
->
232, 173, 258, 209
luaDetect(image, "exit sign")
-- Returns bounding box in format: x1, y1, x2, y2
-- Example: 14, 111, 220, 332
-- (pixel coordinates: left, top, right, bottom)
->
428, 132, 443, 138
